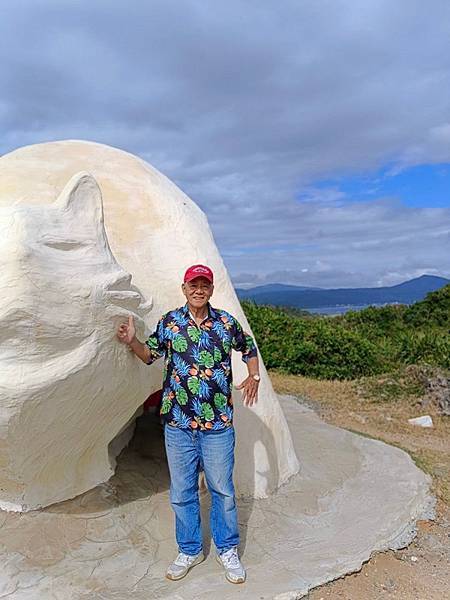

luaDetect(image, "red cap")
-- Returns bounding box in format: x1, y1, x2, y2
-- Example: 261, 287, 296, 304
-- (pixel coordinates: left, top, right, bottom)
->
184, 264, 214, 283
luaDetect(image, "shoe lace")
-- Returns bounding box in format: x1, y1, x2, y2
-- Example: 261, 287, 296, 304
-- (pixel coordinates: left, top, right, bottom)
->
174, 552, 194, 566
220, 548, 240, 569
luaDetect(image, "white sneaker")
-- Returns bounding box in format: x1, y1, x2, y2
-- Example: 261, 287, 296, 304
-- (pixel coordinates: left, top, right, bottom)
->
166, 551, 205, 580
216, 547, 246, 584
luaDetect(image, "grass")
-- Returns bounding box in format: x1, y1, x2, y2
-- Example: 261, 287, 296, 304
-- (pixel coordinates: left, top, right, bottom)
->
357, 374, 424, 403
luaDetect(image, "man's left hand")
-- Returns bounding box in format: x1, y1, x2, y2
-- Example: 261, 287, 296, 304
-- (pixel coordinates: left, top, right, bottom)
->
235, 376, 259, 407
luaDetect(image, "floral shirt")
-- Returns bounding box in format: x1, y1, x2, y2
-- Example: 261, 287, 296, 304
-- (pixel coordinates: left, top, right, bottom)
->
144, 302, 257, 431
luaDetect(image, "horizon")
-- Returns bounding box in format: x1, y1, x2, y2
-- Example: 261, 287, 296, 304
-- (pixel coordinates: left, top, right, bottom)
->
234, 272, 450, 291
1, 2, 450, 287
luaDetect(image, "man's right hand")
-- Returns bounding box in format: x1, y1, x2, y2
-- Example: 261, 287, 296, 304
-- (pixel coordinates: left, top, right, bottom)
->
117, 315, 136, 345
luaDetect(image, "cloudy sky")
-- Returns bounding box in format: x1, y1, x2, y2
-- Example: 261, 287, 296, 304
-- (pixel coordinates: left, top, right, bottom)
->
1, 0, 450, 288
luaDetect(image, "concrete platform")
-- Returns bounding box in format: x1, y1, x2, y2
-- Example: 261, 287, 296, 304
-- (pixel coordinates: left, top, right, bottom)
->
0, 395, 434, 599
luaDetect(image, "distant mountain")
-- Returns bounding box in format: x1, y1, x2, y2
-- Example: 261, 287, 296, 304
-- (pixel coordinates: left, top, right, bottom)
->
236, 283, 322, 297
236, 275, 450, 309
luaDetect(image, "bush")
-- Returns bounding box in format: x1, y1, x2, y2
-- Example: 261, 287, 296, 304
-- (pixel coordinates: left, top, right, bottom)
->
241, 285, 450, 380
243, 301, 383, 379
403, 284, 450, 328
395, 329, 450, 369
340, 304, 407, 337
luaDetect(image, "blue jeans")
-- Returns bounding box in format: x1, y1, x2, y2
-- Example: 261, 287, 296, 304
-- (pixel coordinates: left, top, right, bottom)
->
164, 423, 239, 555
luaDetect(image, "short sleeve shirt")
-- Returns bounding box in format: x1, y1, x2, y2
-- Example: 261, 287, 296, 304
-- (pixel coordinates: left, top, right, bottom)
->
144, 302, 257, 431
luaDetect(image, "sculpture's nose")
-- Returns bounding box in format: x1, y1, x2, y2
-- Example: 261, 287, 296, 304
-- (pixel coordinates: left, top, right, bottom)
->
104, 269, 153, 315
105, 270, 133, 292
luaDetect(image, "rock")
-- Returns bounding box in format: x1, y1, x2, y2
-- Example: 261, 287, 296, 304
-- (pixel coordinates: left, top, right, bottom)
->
408, 415, 433, 428
405, 365, 450, 416
382, 577, 396, 591
425, 373, 450, 415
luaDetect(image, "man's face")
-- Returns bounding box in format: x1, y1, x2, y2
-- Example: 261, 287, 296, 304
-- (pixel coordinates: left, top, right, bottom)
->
182, 276, 214, 309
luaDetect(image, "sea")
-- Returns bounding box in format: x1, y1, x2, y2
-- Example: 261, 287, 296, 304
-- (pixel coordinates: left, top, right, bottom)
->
306, 304, 384, 316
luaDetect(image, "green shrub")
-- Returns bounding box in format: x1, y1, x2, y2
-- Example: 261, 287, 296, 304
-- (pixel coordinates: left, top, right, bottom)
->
340, 304, 407, 338
241, 285, 450, 380
403, 284, 450, 327
395, 329, 450, 369
243, 301, 383, 379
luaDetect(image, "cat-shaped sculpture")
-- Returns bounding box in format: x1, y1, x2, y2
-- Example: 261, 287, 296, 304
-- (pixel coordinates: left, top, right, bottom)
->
0, 172, 151, 511
0, 140, 300, 508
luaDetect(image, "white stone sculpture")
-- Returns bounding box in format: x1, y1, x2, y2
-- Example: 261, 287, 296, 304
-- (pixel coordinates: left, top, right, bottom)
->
0, 172, 152, 511
0, 140, 300, 511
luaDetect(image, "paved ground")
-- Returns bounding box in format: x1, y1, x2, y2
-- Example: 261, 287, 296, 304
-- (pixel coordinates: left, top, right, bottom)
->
0, 395, 434, 599
270, 373, 449, 600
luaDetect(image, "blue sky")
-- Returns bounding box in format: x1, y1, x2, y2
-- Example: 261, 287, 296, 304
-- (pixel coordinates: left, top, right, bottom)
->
307, 164, 450, 209
0, 0, 449, 288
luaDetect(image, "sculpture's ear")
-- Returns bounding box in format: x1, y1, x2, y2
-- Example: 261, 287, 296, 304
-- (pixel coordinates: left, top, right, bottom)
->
54, 172, 104, 226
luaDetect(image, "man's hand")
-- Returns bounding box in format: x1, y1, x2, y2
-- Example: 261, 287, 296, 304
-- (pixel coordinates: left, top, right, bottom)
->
117, 316, 152, 364
235, 376, 259, 407
117, 315, 136, 345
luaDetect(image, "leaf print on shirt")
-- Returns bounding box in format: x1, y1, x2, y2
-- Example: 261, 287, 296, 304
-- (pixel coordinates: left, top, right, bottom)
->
187, 376, 200, 395
176, 388, 188, 405
170, 372, 182, 391
198, 378, 211, 399
190, 346, 202, 365
213, 393, 227, 410
222, 338, 231, 353
200, 402, 214, 421
146, 336, 160, 349
172, 334, 188, 352
199, 329, 213, 350
212, 320, 227, 339
172, 405, 191, 428
192, 398, 203, 416
164, 321, 180, 340
199, 350, 214, 368
173, 354, 191, 377
172, 311, 190, 327
223, 404, 233, 420
161, 393, 172, 414
213, 346, 222, 362
212, 368, 229, 393
187, 325, 201, 343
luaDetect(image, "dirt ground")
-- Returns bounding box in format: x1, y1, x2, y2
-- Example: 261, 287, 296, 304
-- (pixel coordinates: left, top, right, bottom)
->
270, 371, 450, 600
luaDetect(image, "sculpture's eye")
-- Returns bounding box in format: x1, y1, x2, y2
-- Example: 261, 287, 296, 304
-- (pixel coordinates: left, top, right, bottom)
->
42, 239, 90, 251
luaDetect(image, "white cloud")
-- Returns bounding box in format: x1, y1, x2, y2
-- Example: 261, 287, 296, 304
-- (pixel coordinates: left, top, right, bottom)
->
0, 0, 449, 286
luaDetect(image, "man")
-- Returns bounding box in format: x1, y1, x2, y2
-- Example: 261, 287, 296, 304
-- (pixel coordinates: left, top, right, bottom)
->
117, 264, 260, 584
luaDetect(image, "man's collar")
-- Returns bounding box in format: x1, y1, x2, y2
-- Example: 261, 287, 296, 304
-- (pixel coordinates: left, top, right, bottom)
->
182, 302, 217, 320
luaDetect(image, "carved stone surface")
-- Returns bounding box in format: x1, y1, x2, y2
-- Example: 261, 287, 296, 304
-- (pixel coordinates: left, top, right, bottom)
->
0, 141, 299, 510
0, 171, 151, 511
